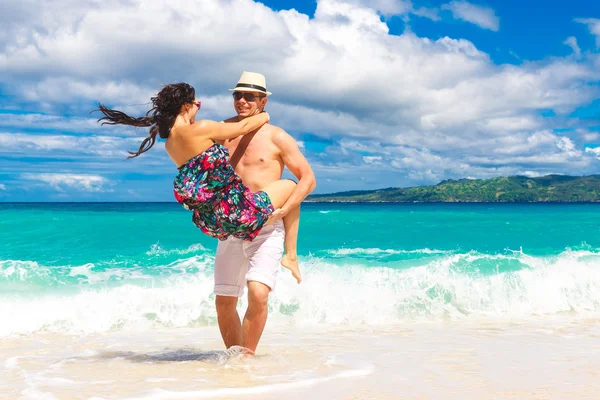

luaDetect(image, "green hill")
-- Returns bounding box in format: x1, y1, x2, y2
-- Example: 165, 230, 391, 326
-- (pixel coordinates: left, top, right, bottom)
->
306, 175, 600, 202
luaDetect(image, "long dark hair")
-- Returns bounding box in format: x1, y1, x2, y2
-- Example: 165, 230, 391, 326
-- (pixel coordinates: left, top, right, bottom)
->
95, 83, 196, 158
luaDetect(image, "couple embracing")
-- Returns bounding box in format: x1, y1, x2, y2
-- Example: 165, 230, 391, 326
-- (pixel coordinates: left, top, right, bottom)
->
97, 71, 316, 354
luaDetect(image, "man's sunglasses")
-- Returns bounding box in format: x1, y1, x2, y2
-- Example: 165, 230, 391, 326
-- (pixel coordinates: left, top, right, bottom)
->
232, 92, 265, 102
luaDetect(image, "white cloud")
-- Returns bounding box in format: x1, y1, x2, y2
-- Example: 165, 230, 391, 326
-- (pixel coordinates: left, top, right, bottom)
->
0, 132, 140, 157
412, 7, 441, 21
556, 137, 579, 158
563, 36, 581, 57
309, 139, 581, 189
326, 129, 598, 186
1, 0, 595, 142
363, 156, 382, 164
343, 0, 440, 21
585, 147, 600, 159
21, 173, 113, 193
344, 0, 412, 16
520, 171, 545, 178
576, 18, 600, 47
582, 131, 600, 142
0, 0, 599, 196
442, 1, 500, 31
0, 131, 177, 182
22, 79, 155, 107
0, 113, 101, 133
0, 184, 6, 191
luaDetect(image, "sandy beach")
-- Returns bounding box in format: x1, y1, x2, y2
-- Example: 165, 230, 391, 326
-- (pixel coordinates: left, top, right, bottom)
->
3, 316, 599, 400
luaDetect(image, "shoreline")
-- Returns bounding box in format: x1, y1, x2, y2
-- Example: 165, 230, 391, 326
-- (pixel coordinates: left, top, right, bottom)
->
3, 317, 600, 399
305, 200, 600, 203
4, 201, 600, 206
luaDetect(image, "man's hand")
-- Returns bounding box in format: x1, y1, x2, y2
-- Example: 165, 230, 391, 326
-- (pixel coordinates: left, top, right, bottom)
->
268, 207, 288, 223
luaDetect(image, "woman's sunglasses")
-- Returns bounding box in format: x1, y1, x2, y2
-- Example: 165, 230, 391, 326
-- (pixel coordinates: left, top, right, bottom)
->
232, 92, 264, 102
192, 100, 202, 109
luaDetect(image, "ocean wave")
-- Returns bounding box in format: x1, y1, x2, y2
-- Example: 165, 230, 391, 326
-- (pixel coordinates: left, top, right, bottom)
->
274, 249, 600, 323
2, 249, 600, 336
146, 243, 206, 256
0, 254, 215, 286
327, 247, 451, 256
0, 259, 59, 285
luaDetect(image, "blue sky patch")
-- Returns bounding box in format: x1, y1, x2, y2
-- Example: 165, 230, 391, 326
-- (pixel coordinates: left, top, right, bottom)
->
1, 0, 599, 201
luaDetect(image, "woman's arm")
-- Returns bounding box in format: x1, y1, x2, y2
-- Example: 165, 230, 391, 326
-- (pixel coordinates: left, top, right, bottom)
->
189, 112, 269, 141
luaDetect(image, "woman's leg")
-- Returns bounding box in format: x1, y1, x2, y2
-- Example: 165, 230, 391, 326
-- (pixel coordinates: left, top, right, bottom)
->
279, 205, 300, 282
260, 180, 301, 284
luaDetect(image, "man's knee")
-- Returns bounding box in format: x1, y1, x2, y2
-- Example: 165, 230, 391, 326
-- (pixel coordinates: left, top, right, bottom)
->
247, 281, 270, 311
215, 295, 238, 315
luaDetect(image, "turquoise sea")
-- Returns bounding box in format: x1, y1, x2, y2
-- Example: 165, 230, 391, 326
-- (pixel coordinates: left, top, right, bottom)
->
3, 202, 600, 399
2, 202, 600, 336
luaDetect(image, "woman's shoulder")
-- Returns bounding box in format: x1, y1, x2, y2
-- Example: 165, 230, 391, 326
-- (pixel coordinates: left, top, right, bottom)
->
175, 119, 217, 133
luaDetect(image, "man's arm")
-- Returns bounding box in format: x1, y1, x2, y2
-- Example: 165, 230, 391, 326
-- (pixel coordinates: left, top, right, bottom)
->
272, 128, 316, 213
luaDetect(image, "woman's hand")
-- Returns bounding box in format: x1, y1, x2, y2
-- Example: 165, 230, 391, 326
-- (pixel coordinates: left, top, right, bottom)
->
251, 107, 269, 122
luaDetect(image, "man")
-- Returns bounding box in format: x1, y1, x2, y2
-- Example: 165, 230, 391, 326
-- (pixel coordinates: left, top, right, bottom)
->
214, 71, 316, 354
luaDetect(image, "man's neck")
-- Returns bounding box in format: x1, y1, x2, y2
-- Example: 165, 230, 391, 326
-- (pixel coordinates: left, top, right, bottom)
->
237, 109, 264, 121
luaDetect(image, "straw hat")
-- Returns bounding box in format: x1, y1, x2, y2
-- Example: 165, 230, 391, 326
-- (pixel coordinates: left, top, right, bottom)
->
229, 71, 272, 96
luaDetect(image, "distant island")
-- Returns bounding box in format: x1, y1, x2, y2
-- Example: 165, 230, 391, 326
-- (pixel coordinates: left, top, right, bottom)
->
306, 175, 600, 203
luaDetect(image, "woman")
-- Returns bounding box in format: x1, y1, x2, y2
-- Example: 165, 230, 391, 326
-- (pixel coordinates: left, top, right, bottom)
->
96, 83, 301, 283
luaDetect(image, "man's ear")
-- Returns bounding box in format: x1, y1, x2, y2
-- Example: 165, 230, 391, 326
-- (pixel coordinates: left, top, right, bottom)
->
262, 97, 268, 109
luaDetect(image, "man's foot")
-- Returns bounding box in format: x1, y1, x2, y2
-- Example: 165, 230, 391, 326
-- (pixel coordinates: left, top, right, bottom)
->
281, 254, 301, 284
223, 346, 255, 361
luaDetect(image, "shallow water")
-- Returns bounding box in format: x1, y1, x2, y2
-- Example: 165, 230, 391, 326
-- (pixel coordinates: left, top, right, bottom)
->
2, 203, 600, 398
3, 318, 600, 399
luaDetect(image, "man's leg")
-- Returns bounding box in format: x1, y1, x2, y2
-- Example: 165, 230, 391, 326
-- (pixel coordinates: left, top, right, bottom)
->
240, 220, 285, 354
241, 281, 270, 353
216, 295, 242, 348
213, 238, 248, 349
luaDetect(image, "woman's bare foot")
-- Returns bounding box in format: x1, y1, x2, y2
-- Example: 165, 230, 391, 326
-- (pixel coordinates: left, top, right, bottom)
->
281, 254, 301, 284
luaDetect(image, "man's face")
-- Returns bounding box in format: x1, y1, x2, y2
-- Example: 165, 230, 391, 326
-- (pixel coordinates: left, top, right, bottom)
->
232, 91, 267, 118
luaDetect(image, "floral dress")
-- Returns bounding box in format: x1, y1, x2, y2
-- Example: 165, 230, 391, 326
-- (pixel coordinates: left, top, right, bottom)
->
173, 143, 274, 241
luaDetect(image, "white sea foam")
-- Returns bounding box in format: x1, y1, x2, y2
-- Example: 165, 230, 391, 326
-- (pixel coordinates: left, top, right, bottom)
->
67, 263, 149, 285
125, 366, 374, 399
0, 260, 51, 282
0, 254, 214, 286
6, 356, 20, 369
2, 249, 600, 336
327, 247, 450, 256
146, 243, 206, 256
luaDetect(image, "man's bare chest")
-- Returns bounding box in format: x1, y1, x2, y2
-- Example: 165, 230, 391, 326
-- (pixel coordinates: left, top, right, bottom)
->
227, 136, 279, 169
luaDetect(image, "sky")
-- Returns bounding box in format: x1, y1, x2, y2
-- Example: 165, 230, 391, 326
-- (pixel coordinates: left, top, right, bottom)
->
1, 0, 600, 202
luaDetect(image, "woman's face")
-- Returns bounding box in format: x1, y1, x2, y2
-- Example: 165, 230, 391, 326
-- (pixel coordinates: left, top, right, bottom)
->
187, 99, 201, 123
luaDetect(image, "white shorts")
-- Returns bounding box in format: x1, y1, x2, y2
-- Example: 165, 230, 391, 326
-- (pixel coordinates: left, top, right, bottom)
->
214, 221, 285, 297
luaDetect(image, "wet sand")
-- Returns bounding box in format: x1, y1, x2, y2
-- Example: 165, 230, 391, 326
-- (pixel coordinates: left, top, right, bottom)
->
2, 317, 600, 399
